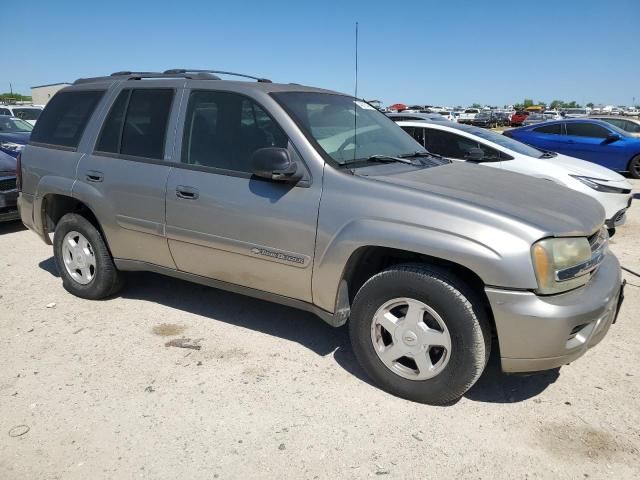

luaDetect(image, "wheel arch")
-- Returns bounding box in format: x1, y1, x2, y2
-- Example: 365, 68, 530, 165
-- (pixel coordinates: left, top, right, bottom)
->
40, 193, 111, 254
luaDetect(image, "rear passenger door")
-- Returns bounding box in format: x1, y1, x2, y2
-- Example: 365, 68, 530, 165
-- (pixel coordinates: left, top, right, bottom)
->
74, 84, 179, 268
529, 123, 565, 151
164, 89, 322, 302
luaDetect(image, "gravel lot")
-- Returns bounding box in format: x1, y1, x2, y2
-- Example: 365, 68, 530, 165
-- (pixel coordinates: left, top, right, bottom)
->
1, 181, 639, 480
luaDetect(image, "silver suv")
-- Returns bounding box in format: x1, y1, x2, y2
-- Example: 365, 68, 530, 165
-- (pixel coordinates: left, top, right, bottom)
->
17, 70, 624, 404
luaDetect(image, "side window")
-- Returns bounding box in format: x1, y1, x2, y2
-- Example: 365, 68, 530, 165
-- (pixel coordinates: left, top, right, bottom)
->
0, 108, 10, 115
565, 122, 610, 138
628, 122, 640, 133
95, 89, 174, 159
477, 143, 504, 161
400, 126, 427, 148
425, 129, 479, 160
533, 123, 562, 135
30, 90, 105, 148
181, 90, 288, 173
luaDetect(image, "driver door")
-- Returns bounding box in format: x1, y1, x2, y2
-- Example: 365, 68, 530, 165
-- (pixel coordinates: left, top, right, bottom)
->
165, 89, 322, 302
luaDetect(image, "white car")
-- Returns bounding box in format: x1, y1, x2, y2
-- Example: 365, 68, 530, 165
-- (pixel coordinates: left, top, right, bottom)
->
0, 105, 43, 125
396, 120, 633, 229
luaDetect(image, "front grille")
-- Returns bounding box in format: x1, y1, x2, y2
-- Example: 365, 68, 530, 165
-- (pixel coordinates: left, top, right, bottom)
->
0, 177, 17, 192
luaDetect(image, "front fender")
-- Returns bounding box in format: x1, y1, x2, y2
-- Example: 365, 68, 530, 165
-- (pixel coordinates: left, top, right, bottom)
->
312, 218, 537, 313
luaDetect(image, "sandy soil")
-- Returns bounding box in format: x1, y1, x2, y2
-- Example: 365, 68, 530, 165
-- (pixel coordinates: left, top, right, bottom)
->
1, 181, 639, 480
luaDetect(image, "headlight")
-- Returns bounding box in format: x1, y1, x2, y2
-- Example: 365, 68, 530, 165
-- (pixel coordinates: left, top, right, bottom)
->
0, 142, 24, 152
570, 175, 630, 194
532, 235, 599, 294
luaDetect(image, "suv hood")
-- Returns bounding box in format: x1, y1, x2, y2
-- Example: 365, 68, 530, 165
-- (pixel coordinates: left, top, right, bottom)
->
368, 162, 604, 236
0, 150, 16, 174
550, 153, 628, 182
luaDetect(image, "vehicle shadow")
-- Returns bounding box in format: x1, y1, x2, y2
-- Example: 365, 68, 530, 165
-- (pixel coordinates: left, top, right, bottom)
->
0, 220, 25, 235
37, 263, 558, 404
464, 350, 560, 403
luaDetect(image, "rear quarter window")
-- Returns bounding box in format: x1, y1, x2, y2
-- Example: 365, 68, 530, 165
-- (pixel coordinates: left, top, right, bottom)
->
30, 90, 105, 148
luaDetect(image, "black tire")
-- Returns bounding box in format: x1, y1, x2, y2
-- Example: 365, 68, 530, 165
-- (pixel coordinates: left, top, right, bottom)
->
349, 263, 491, 405
628, 155, 640, 179
53, 213, 124, 299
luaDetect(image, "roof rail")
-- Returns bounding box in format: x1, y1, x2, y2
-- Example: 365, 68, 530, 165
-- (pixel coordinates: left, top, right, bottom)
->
73, 71, 221, 85
164, 69, 272, 83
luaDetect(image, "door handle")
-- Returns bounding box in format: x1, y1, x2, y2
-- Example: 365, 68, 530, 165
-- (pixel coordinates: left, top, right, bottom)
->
86, 170, 104, 182
176, 185, 199, 200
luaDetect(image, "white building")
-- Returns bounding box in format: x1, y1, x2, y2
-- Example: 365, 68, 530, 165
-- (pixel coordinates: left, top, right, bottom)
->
31, 82, 71, 105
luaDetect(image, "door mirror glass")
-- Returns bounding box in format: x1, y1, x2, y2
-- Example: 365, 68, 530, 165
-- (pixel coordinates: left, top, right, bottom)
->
465, 147, 485, 162
251, 147, 302, 183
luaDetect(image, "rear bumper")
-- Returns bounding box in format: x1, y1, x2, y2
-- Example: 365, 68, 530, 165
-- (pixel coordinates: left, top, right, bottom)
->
486, 253, 622, 373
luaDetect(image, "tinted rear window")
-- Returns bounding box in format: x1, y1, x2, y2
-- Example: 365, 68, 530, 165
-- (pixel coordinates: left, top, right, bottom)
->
30, 90, 105, 148
95, 88, 174, 159
533, 123, 562, 134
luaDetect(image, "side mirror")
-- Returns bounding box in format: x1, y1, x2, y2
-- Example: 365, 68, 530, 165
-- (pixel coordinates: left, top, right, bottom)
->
465, 147, 485, 162
603, 133, 621, 144
251, 147, 302, 183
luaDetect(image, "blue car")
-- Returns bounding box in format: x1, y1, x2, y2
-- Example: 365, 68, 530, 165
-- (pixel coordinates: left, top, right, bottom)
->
504, 118, 640, 178
0, 115, 32, 158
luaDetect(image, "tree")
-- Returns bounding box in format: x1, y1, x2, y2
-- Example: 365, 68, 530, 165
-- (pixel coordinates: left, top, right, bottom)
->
471, 103, 482, 108
0, 92, 32, 102
523, 99, 534, 108
550, 100, 563, 109
586, 102, 594, 108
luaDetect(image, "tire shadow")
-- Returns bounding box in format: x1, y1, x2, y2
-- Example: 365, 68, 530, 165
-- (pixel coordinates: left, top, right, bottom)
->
36, 262, 559, 404
465, 346, 560, 403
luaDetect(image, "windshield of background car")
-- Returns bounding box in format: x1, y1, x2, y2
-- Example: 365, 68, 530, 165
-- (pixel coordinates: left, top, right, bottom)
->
0, 116, 33, 133
464, 109, 478, 113
273, 92, 425, 165
13, 108, 42, 121
455, 124, 546, 158
477, 112, 491, 118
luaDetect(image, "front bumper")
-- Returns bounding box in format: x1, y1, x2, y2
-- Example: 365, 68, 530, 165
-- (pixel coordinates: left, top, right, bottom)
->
0, 177, 19, 222
486, 253, 622, 373
605, 195, 632, 228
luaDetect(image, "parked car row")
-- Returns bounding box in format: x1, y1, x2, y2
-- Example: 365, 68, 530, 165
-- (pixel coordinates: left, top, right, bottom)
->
0, 105, 43, 125
392, 117, 633, 229
10, 70, 628, 406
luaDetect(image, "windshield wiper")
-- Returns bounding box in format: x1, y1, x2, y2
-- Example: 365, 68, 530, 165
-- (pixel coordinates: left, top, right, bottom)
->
367, 155, 415, 165
399, 151, 444, 160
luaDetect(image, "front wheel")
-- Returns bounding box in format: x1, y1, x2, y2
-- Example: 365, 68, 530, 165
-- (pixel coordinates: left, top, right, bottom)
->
628, 155, 640, 179
349, 264, 491, 405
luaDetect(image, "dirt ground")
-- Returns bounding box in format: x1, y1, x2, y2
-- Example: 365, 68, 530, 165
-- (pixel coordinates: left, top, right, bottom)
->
1, 181, 639, 480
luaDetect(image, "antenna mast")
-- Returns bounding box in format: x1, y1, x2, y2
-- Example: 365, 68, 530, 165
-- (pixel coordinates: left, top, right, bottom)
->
354, 21, 359, 100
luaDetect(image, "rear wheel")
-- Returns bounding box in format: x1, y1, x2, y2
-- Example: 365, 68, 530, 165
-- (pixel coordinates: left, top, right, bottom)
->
628, 155, 640, 179
349, 264, 491, 405
53, 213, 124, 299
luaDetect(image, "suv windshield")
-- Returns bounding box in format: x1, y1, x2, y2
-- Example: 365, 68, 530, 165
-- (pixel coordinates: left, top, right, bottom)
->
0, 116, 33, 133
13, 108, 42, 121
273, 92, 425, 165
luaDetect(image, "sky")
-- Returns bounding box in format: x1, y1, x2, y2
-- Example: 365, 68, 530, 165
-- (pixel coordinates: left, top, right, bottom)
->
5, 0, 640, 108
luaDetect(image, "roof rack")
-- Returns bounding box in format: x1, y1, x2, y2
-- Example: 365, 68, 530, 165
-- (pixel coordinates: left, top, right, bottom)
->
73, 69, 271, 85
164, 69, 272, 83
73, 70, 221, 85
